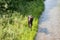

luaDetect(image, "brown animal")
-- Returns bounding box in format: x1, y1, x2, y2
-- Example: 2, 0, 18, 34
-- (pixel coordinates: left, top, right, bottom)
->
28, 15, 33, 28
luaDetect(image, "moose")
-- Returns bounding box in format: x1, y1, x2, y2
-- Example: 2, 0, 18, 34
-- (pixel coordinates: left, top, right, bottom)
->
28, 15, 33, 28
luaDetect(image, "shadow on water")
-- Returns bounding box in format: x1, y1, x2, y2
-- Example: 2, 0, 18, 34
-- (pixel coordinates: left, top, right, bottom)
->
38, 27, 49, 34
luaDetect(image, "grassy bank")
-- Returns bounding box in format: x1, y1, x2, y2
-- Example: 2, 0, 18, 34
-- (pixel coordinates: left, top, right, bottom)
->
0, 0, 44, 40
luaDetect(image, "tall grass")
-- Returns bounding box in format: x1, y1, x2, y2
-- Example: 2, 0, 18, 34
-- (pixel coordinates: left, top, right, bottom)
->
0, 12, 39, 40
0, 0, 44, 40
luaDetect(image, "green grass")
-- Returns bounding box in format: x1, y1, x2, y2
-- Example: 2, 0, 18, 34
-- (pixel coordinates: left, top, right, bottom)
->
0, 12, 38, 40
0, 0, 44, 40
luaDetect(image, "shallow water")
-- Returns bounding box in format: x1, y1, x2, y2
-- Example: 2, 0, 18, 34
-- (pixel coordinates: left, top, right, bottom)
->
35, 0, 60, 40
39, 0, 57, 23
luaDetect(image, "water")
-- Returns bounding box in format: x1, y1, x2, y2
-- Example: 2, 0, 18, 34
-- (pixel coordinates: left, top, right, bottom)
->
35, 0, 60, 40
40, 0, 57, 23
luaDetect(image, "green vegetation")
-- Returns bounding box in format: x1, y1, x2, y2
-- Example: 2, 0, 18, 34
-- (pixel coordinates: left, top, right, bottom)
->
0, 0, 44, 40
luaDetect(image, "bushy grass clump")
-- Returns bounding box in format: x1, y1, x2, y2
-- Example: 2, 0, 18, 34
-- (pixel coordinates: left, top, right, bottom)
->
0, 12, 38, 40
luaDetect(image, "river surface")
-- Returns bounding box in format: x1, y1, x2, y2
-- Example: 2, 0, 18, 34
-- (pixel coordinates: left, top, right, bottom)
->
35, 0, 60, 40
